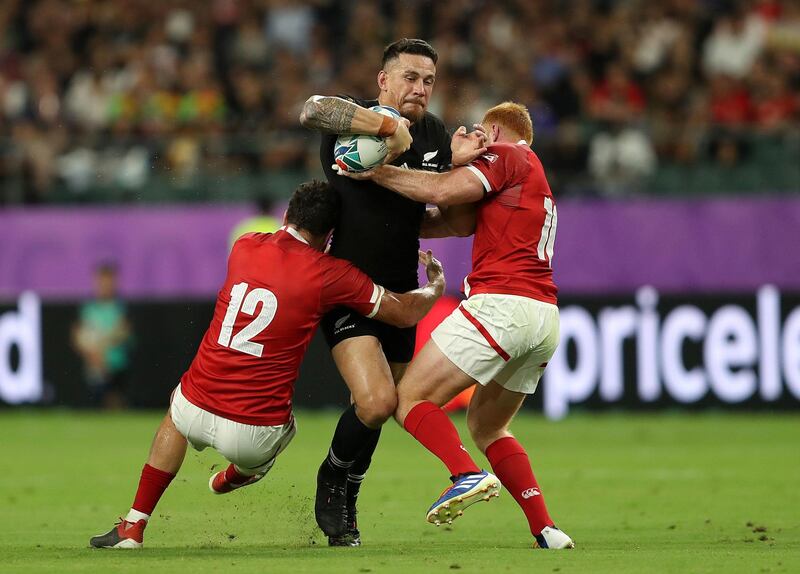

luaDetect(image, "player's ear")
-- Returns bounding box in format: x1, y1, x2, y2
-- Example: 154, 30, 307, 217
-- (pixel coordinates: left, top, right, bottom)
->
282, 211, 288, 225
377, 70, 388, 91
491, 123, 500, 143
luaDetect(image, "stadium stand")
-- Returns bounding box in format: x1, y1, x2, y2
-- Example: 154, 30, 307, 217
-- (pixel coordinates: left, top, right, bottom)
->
0, 0, 797, 204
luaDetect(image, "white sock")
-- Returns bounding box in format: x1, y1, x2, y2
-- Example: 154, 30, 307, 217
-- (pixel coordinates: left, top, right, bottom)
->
125, 509, 151, 523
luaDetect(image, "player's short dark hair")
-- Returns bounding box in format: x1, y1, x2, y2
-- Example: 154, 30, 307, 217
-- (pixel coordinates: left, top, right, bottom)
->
382, 38, 438, 67
285, 180, 340, 237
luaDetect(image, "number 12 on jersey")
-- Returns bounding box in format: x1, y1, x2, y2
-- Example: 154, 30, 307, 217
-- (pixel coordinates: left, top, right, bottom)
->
217, 282, 278, 357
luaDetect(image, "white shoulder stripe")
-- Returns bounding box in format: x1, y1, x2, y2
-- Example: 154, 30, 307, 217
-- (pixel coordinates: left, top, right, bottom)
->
465, 164, 491, 193
366, 284, 384, 318
279, 225, 310, 245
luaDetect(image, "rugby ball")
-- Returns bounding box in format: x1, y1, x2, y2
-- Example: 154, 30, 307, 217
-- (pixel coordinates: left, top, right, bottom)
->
334, 106, 401, 172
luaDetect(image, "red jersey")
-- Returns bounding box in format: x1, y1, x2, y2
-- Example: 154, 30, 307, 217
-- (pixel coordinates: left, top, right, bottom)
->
463, 142, 558, 304
181, 227, 382, 426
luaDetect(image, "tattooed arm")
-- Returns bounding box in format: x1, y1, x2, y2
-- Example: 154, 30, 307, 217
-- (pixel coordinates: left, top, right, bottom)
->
299, 96, 368, 135
300, 95, 412, 159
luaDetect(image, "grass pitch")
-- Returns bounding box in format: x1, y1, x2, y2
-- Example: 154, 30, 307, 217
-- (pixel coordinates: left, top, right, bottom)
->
1, 410, 797, 573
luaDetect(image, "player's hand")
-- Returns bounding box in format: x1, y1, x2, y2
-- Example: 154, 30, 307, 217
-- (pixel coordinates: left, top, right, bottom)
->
331, 164, 380, 179
385, 118, 412, 163
418, 249, 445, 293
451, 123, 488, 166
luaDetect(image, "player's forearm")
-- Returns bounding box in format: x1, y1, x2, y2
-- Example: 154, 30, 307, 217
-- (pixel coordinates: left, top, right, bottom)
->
300, 96, 392, 135
396, 280, 445, 327
371, 165, 442, 203
371, 165, 484, 206
379, 279, 444, 328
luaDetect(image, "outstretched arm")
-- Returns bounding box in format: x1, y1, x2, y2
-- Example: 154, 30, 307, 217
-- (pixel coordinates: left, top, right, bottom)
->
364, 164, 485, 206
372, 250, 445, 328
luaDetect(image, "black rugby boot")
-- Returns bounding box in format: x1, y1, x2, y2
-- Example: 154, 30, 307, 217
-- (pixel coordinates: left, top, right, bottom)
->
315, 461, 348, 537
328, 504, 361, 546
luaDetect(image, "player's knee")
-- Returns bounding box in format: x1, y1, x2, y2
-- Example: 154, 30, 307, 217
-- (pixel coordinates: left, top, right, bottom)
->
467, 416, 510, 453
395, 380, 424, 410
393, 398, 412, 426
355, 391, 397, 427
394, 380, 440, 427
472, 430, 510, 454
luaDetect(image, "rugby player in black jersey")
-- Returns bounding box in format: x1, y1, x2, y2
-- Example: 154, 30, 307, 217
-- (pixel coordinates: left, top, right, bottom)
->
300, 38, 486, 546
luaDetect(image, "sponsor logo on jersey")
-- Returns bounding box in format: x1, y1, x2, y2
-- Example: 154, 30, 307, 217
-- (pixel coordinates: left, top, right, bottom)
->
481, 152, 499, 163
521, 487, 541, 499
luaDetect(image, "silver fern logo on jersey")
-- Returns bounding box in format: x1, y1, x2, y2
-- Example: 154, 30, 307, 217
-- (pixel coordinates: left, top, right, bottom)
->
422, 150, 439, 169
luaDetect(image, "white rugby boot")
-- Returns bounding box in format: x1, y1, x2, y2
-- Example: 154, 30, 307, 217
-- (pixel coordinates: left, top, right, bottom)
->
533, 525, 575, 549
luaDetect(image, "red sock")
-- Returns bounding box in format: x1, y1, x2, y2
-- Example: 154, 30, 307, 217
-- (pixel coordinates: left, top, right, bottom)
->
403, 401, 480, 477
224, 463, 249, 483
131, 464, 176, 516
486, 437, 553, 536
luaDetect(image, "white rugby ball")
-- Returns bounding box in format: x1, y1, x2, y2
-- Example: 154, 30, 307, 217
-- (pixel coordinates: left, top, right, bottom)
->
334, 105, 401, 172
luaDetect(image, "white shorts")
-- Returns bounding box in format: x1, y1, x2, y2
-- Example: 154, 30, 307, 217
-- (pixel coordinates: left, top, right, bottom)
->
431, 293, 559, 395
170, 384, 296, 474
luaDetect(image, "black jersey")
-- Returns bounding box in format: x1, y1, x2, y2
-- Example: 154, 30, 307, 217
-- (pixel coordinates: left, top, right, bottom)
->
320, 96, 452, 292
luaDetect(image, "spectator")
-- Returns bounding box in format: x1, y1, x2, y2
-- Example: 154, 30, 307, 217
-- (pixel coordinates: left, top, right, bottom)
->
702, 6, 767, 79
587, 63, 656, 195
750, 60, 797, 132
707, 74, 753, 126
588, 127, 657, 196
71, 262, 133, 409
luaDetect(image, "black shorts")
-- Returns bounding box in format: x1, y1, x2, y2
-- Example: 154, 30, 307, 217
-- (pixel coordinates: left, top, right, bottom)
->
321, 307, 417, 364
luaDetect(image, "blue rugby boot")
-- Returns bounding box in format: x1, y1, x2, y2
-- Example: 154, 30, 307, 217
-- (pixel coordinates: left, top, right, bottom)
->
426, 470, 501, 526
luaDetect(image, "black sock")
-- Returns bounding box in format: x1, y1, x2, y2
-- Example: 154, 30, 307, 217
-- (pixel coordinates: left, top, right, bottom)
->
346, 427, 382, 509
325, 404, 379, 476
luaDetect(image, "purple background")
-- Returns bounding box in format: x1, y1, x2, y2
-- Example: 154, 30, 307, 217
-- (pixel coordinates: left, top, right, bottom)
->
0, 205, 251, 300
2, 196, 799, 300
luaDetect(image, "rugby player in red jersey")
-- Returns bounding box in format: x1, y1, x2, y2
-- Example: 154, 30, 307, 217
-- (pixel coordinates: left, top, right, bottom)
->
338, 102, 574, 549
89, 180, 445, 549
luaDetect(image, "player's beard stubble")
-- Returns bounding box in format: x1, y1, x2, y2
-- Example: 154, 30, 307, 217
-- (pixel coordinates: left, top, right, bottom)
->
400, 99, 426, 123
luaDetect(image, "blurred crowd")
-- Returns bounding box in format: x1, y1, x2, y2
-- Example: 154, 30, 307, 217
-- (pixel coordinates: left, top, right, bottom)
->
0, 0, 798, 204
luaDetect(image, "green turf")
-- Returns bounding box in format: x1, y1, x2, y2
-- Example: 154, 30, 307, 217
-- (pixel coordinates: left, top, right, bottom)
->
1, 410, 797, 573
